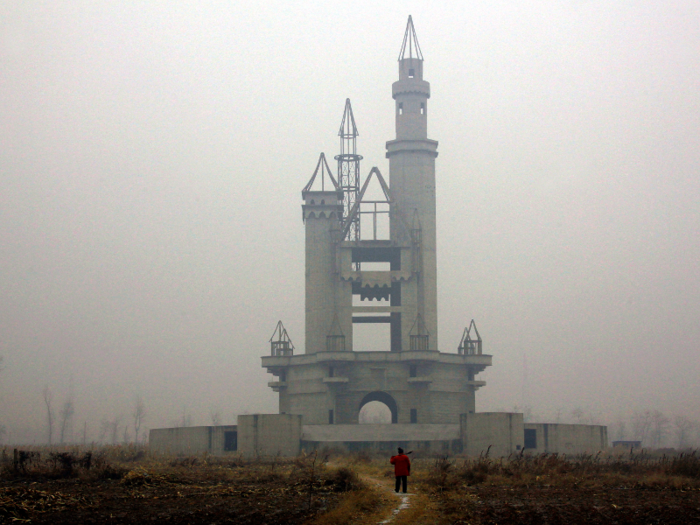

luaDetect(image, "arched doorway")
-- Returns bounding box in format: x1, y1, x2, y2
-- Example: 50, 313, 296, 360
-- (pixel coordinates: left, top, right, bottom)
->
358, 391, 398, 424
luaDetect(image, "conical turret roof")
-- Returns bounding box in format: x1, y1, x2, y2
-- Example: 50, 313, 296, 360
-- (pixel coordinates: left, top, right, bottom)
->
338, 98, 359, 138
398, 15, 424, 61
302, 153, 340, 194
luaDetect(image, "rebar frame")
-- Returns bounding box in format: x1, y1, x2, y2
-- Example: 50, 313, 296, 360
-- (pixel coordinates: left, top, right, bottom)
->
269, 320, 294, 356
458, 320, 482, 355
335, 99, 363, 242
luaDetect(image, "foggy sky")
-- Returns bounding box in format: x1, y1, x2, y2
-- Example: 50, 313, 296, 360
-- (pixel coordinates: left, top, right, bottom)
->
1, 1, 699, 443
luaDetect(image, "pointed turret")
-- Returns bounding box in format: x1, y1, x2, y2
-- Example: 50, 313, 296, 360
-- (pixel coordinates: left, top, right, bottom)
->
398, 15, 424, 61
338, 98, 359, 138
391, 15, 431, 140
302, 154, 343, 354
302, 152, 340, 194
335, 99, 363, 241
387, 16, 439, 350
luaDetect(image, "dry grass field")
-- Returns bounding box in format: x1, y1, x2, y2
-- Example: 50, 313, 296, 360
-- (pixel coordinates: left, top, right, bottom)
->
2, 445, 700, 524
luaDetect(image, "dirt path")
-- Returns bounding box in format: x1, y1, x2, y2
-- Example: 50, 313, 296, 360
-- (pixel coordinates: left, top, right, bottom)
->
358, 472, 413, 524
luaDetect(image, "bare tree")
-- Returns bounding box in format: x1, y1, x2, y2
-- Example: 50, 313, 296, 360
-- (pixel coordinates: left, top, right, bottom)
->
42, 387, 55, 445
673, 415, 695, 449
110, 416, 122, 444
132, 396, 146, 443
632, 410, 653, 445
99, 417, 122, 444
612, 418, 627, 441
553, 407, 563, 424
210, 409, 221, 426
174, 411, 193, 428
59, 397, 75, 444
122, 425, 130, 444
649, 410, 670, 448
98, 419, 110, 443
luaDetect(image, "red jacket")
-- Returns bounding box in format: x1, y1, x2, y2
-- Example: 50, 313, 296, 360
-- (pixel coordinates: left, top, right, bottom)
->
390, 454, 411, 477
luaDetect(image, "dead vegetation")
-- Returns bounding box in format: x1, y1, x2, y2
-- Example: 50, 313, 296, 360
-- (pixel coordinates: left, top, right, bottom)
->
0, 446, 372, 524
2, 447, 699, 524
413, 450, 700, 524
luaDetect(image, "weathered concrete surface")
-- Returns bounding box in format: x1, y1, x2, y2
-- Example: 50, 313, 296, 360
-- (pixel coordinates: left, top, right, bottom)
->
461, 412, 524, 457
263, 351, 490, 425
149, 425, 237, 455
302, 423, 462, 454
524, 423, 608, 454
237, 414, 302, 458
302, 423, 459, 442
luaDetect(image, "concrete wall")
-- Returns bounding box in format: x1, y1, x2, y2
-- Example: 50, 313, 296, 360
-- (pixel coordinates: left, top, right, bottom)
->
275, 354, 486, 426
302, 423, 461, 454
237, 414, 302, 458
524, 423, 608, 454
461, 412, 524, 457
149, 425, 237, 455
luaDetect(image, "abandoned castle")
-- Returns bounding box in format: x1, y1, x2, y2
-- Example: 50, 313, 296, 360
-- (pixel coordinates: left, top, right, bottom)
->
151, 16, 608, 457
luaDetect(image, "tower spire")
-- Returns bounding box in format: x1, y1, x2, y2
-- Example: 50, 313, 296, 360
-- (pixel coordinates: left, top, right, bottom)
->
398, 15, 424, 61
335, 99, 363, 241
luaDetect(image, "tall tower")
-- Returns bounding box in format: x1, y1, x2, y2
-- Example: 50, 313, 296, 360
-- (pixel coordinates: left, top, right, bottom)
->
335, 99, 362, 242
301, 153, 344, 355
387, 15, 439, 349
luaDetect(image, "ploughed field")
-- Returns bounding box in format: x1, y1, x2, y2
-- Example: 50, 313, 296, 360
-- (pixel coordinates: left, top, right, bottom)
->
407, 452, 700, 525
1, 446, 700, 524
0, 448, 358, 524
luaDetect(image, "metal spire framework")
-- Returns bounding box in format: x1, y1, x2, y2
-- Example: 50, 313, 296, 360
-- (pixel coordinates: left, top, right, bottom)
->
335, 99, 363, 241
398, 15, 424, 61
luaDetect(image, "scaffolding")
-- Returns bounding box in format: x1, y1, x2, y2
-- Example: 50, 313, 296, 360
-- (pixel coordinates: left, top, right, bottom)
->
335, 99, 362, 241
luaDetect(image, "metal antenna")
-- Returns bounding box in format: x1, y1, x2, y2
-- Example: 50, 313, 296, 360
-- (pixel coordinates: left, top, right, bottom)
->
335, 99, 363, 241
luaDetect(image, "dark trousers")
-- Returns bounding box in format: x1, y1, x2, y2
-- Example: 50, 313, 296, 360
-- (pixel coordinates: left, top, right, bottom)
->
395, 475, 407, 493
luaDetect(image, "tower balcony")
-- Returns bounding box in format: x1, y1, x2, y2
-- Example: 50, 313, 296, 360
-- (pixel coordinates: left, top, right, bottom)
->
268, 381, 287, 392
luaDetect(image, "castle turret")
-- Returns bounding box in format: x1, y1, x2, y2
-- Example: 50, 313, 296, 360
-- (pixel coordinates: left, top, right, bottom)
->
387, 15, 439, 349
302, 153, 344, 354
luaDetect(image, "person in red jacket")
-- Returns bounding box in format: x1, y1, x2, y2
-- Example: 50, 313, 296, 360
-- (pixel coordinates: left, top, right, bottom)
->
390, 447, 411, 493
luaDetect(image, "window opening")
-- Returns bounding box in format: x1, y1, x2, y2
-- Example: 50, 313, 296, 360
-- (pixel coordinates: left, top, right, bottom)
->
408, 68, 415, 78
420, 103, 425, 115
352, 317, 390, 351
224, 431, 238, 451
409, 365, 417, 378
398, 102, 403, 115
410, 409, 418, 424
329, 409, 334, 424
329, 366, 334, 378
524, 429, 537, 449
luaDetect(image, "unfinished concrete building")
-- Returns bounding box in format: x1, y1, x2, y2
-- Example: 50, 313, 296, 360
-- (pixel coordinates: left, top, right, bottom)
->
151, 16, 607, 457
262, 17, 489, 429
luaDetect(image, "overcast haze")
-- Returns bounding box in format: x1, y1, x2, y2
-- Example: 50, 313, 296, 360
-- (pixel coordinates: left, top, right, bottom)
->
1, 1, 699, 444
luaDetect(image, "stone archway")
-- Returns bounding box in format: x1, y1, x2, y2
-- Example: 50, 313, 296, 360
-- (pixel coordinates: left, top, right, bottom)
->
358, 391, 398, 424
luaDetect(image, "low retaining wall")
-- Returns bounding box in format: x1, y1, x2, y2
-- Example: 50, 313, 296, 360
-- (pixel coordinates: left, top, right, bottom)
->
524, 423, 608, 454
149, 425, 238, 455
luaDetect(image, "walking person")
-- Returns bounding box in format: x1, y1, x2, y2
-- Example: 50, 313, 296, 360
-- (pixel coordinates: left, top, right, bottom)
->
390, 447, 411, 493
